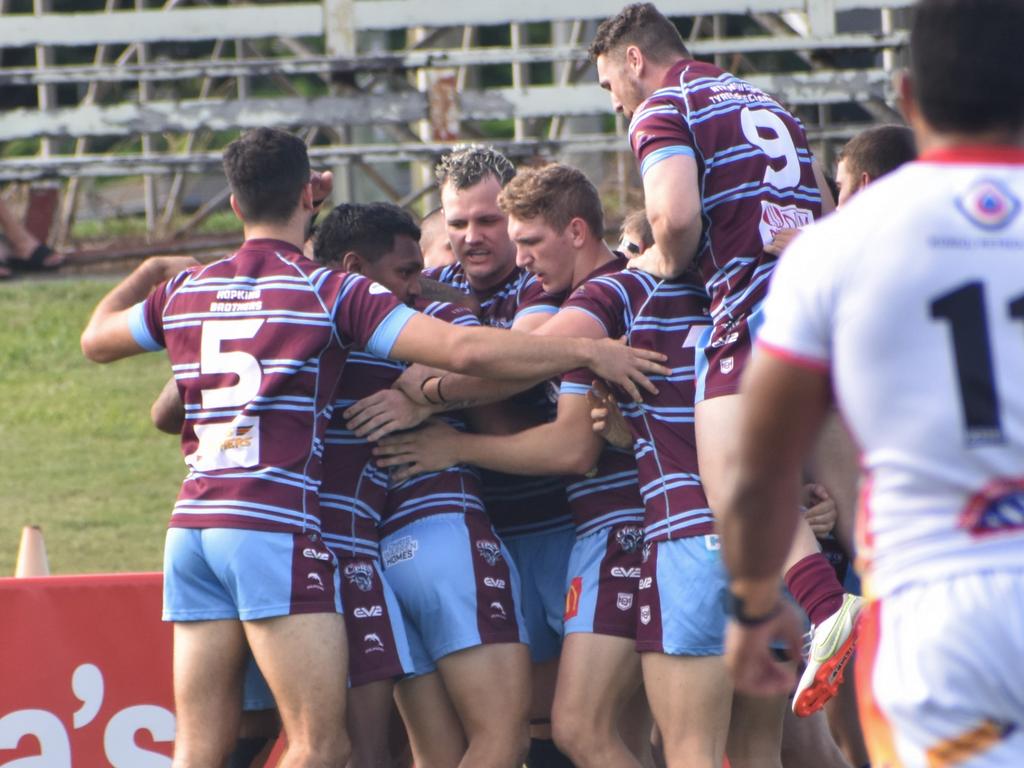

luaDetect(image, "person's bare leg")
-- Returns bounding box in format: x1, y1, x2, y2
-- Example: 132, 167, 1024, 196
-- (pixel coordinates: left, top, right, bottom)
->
172, 619, 248, 768
807, 413, 860, 556
395, 672, 466, 768
0, 197, 60, 266
727, 692, 787, 768
438, 643, 532, 768
529, 656, 559, 740
244, 613, 350, 768
824, 656, 869, 768
348, 679, 396, 768
781, 707, 851, 768
641, 653, 732, 768
551, 633, 643, 768
618, 678, 655, 766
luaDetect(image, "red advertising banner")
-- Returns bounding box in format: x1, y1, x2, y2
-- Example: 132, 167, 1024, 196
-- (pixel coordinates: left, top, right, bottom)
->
0, 573, 174, 767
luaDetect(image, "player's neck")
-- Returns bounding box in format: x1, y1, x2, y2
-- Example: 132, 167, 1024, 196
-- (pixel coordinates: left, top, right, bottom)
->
571, 242, 618, 290
916, 126, 1024, 155
242, 219, 307, 254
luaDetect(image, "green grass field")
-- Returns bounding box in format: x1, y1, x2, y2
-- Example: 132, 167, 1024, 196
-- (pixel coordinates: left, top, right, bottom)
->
0, 277, 184, 574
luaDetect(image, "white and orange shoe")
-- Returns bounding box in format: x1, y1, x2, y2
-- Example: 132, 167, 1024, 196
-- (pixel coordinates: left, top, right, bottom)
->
792, 593, 863, 717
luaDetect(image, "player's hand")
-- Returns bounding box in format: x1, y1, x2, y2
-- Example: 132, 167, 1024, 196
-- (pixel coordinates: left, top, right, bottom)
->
625, 244, 681, 280
587, 337, 668, 403
764, 227, 802, 257
801, 483, 837, 538
343, 389, 433, 442
587, 381, 633, 449
373, 419, 460, 482
393, 364, 447, 405
725, 603, 804, 698
310, 169, 334, 206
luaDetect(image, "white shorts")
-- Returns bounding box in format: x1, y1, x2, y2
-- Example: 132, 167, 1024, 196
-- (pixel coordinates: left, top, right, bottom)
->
857, 569, 1024, 767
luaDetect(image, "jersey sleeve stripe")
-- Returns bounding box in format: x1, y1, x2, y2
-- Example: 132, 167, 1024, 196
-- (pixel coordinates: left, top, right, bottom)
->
365, 304, 418, 359
640, 145, 696, 178
128, 301, 163, 351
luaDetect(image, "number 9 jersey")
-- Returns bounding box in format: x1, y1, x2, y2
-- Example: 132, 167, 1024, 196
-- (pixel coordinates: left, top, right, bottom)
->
758, 147, 1024, 600
628, 59, 823, 328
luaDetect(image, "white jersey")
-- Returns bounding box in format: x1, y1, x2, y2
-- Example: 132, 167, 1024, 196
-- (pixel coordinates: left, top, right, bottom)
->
759, 146, 1024, 599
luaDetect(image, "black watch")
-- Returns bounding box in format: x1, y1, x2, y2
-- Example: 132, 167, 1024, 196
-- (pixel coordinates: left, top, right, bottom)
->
726, 590, 782, 627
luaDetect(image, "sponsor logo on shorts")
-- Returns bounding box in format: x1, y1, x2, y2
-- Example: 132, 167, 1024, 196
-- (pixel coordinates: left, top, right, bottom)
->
705, 534, 721, 551
640, 605, 652, 625
616, 592, 634, 611
710, 331, 740, 349
343, 561, 375, 592
564, 576, 582, 621
353, 605, 383, 619
610, 566, 641, 579
306, 572, 325, 591
615, 525, 644, 553
489, 601, 507, 621
302, 547, 330, 561
382, 536, 418, 568
639, 576, 652, 590
720, 357, 734, 374
475, 539, 503, 566
641, 542, 652, 563
364, 633, 385, 653
483, 577, 506, 589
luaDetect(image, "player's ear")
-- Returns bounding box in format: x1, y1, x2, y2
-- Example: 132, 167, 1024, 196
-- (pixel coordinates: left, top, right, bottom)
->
229, 194, 245, 223
626, 45, 642, 75
341, 251, 363, 274
568, 217, 587, 248
895, 70, 918, 127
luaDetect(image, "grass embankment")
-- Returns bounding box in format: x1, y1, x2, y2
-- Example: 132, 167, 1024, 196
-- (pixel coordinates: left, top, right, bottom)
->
0, 278, 183, 574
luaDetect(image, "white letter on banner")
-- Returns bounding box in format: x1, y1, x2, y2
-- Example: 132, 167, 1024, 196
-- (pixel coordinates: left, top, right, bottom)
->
0, 710, 71, 768
71, 663, 104, 729
104, 705, 175, 768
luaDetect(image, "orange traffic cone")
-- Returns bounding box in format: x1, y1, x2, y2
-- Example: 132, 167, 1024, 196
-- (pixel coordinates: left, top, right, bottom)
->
15, 525, 50, 577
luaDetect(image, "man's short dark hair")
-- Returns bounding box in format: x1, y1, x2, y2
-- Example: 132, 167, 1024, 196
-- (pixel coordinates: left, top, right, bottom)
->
435, 144, 516, 191
314, 202, 421, 266
222, 128, 310, 224
498, 164, 604, 239
911, 0, 1024, 134
589, 3, 689, 63
838, 125, 917, 182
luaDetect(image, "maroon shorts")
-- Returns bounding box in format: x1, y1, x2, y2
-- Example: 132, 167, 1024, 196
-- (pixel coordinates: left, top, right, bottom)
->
339, 555, 412, 687
695, 304, 765, 402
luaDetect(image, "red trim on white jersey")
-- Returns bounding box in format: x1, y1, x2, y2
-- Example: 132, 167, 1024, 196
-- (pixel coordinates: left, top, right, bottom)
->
756, 339, 830, 373
919, 145, 1024, 165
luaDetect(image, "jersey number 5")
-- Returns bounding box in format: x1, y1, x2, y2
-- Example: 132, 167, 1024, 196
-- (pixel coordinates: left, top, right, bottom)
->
200, 318, 265, 409
930, 282, 1024, 445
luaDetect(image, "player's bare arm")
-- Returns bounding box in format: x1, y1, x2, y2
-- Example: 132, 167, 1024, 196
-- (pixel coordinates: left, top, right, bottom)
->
80, 255, 199, 363
151, 375, 185, 435
375, 393, 604, 483
719, 350, 832, 696
586, 381, 633, 450
628, 154, 702, 279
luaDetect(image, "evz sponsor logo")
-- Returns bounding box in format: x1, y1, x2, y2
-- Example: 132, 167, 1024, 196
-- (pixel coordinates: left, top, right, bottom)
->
640, 606, 652, 625
343, 561, 375, 592
306, 572, 325, 591
382, 536, 418, 568
476, 539, 503, 566
364, 633, 385, 653
302, 547, 330, 561
616, 592, 634, 611
639, 577, 652, 590
611, 566, 641, 579
353, 605, 383, 619
710, 331, 739, 349
489, 601, 507, 620
483, 577, 506, 589
615, 526, 644, 553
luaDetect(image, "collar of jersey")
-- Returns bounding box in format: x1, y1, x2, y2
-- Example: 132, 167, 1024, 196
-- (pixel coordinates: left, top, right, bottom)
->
920, 145, 1024, 165
241, 237, 305, 257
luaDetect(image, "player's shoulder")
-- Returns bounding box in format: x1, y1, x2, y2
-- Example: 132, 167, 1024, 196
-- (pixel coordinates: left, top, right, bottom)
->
414, 297, 478, 325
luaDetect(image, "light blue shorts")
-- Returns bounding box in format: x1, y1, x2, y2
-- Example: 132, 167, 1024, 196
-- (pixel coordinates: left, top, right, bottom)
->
563, 523, 643, 639
163, 527, 342, 622
504, 526, 575, 663
381, 512, 528, 676
636, 535, 727, 656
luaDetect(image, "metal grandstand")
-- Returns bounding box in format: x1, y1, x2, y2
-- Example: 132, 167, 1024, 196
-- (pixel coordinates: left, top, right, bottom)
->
0, 0, 912, 250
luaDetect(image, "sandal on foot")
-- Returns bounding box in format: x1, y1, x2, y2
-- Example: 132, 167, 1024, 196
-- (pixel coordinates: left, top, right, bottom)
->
9, 243, 63, 272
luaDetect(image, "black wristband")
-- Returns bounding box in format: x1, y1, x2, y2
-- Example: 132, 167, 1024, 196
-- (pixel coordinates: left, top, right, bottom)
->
420, 376, 442, 406
436, 374, 449, 404
726, 591, 783, 627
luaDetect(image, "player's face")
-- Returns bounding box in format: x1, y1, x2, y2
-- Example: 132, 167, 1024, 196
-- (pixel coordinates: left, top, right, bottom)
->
835, 158, 862, 208
420, 217, 456, 270
510, 215, 575, 294
596, 53, 646, 120
359, 234, 424, 305
441, 176, 517, 291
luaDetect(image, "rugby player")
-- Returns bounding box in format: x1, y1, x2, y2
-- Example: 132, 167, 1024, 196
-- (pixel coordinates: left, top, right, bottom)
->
719, 1, 1024, 766
590, 3, 859, 718
375, 164, 653, 767
79, 127, 668, 768
419, 206, 456, 269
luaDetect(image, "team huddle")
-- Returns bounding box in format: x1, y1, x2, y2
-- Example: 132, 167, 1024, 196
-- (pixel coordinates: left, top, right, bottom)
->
80, 1, 1024, 767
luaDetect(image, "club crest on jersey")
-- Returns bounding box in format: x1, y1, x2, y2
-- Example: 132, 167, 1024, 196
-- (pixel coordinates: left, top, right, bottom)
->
343, 561, 375, 592
956, 179, 1020, 231
475, 539, 503, 566
615, 525, 644, 553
